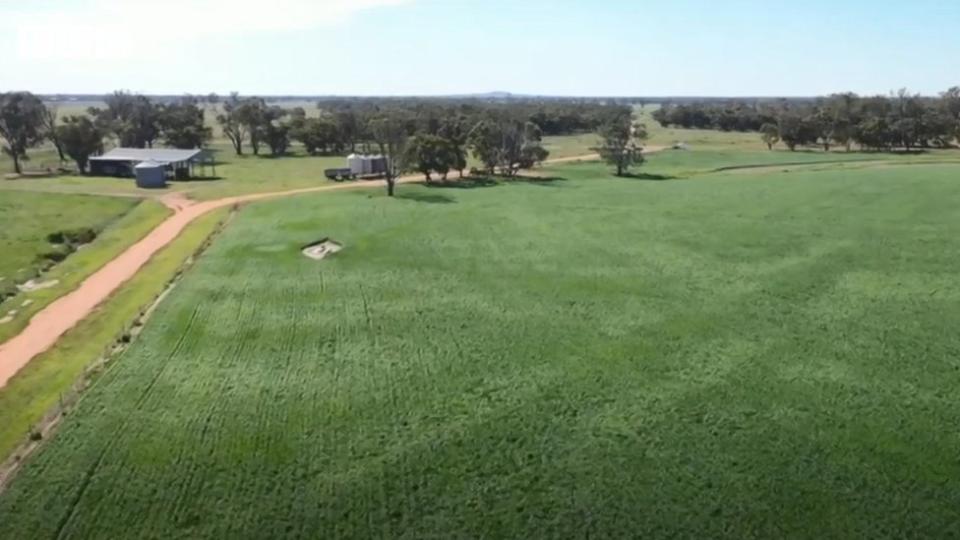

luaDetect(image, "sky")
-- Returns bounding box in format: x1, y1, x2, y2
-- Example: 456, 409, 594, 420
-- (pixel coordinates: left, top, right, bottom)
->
1, 0, 958, 97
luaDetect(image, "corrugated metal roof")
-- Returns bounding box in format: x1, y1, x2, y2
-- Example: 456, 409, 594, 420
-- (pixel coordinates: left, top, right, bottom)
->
89, 148, 203, 164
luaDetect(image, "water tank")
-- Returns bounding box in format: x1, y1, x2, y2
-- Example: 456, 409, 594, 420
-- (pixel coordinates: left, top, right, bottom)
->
359, 155, 372, 175
134, 160, 167, 188
347, 154, 363, 176
369, 155, 387, 175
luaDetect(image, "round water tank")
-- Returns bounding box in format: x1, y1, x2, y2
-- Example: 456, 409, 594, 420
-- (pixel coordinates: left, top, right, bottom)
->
347, 154, 363, 175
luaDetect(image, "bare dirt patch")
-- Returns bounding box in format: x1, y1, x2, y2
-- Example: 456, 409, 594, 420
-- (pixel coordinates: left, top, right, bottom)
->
17, 280, 59, 292
302, 239, 343, 260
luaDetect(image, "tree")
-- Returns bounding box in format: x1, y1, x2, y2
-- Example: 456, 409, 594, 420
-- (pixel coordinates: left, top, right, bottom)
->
0, 92, 47, 174
407, 134, 454, 182
594, 107, 647, 175
292, 117, 340, 155
467, 119, 502, 174
468, 115, 549, 177
438, 116, 469, 178
56, 116, 104, 174
236, 98, 268, 155
158, 97, 211, 149
498, 120, 548, 176
892, 88, 923, 150
333, 108, 362, 153
90, 91, 160, 148
369, 114, 412, 196
943, 87, 960, 143
217, 92, 249, 155
826, 93, 858, 151
777, 114, 817, 151
517, 121, 550, 171
810, 108, 835, 152
760, 122, 780, 150
41, 105, 66, 162
263, 123, 291, 156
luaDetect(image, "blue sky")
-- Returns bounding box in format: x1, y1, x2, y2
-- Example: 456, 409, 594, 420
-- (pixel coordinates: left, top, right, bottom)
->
2, 0, 958, 96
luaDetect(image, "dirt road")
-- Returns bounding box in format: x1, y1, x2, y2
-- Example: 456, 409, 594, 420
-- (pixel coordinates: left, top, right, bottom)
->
0, 149, 673, 388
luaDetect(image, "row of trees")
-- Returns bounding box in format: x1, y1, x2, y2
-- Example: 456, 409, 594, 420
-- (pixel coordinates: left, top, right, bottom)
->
0, 91, 211, 173
213, 96, 613, 159
341, 103, 653, 196
653, 88, 960, 152
2, 90, 643, 192
363, 110, 553, 196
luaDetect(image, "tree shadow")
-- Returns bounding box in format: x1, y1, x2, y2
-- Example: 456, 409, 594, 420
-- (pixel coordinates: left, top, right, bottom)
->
511, 175, 567, 187
175, 175, 224, 183
396, 192, 456, 204
424, 174, 568, 189
619, 172, 674, 181
424, 176, 499, 189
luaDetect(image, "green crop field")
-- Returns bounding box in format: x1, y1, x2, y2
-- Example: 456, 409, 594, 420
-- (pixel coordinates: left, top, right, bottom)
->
2, 152, 960, 538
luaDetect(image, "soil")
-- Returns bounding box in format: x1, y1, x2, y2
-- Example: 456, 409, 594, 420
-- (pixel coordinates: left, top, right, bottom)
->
302, 239, 343, 260
17, 280, 59, 293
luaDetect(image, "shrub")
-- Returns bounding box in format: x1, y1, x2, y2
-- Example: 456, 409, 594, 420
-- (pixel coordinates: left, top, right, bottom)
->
47, 227, 97, 246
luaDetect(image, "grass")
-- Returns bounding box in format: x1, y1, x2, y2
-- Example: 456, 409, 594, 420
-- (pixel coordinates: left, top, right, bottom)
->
0, 196, 170, 343
633, 146, 960, 179
2, 155, 960, 537
542, 133, 599, 158
1, 134, 604, 202
0, 207, 230, 466
0, 191, 137, 286
0, 143, 345, 201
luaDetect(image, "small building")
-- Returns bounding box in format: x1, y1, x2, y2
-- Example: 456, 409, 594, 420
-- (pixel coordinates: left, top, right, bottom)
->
134, 160, 167, 188
88, 148, 212, 179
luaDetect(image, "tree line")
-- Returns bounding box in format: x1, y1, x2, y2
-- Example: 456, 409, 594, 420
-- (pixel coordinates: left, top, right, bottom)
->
652, 88, 960, 151
0, 90, 617, 176
359, 103, 648, 196
216, 95, 615, 158
1, 89, 646, 196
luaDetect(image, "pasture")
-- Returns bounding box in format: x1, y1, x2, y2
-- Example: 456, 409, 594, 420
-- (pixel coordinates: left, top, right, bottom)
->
0, 191, 136, 289
1, 134, 595, 202
0, 193, 169, 343
2, 154, 960, 537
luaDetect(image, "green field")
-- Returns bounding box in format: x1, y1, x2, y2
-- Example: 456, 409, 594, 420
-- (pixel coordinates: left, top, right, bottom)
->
0, 193, 169, 342
0, 207, 230, 463
2, 152, 960, 537
0, 192, 135, 285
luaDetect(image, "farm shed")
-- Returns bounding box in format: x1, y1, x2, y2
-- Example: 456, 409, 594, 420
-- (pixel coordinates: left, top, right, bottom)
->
134, 160, 167, 188
88, 148, 214, 179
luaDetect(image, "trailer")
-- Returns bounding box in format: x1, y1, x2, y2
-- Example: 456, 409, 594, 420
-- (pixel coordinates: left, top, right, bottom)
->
326, 155, 391, 182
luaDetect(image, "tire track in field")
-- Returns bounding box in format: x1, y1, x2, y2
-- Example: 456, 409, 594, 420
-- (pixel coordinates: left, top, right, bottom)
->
51, 302, 206, 538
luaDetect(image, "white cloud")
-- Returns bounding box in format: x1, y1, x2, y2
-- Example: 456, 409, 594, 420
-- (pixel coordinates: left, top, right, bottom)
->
9, 0, 411, 62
